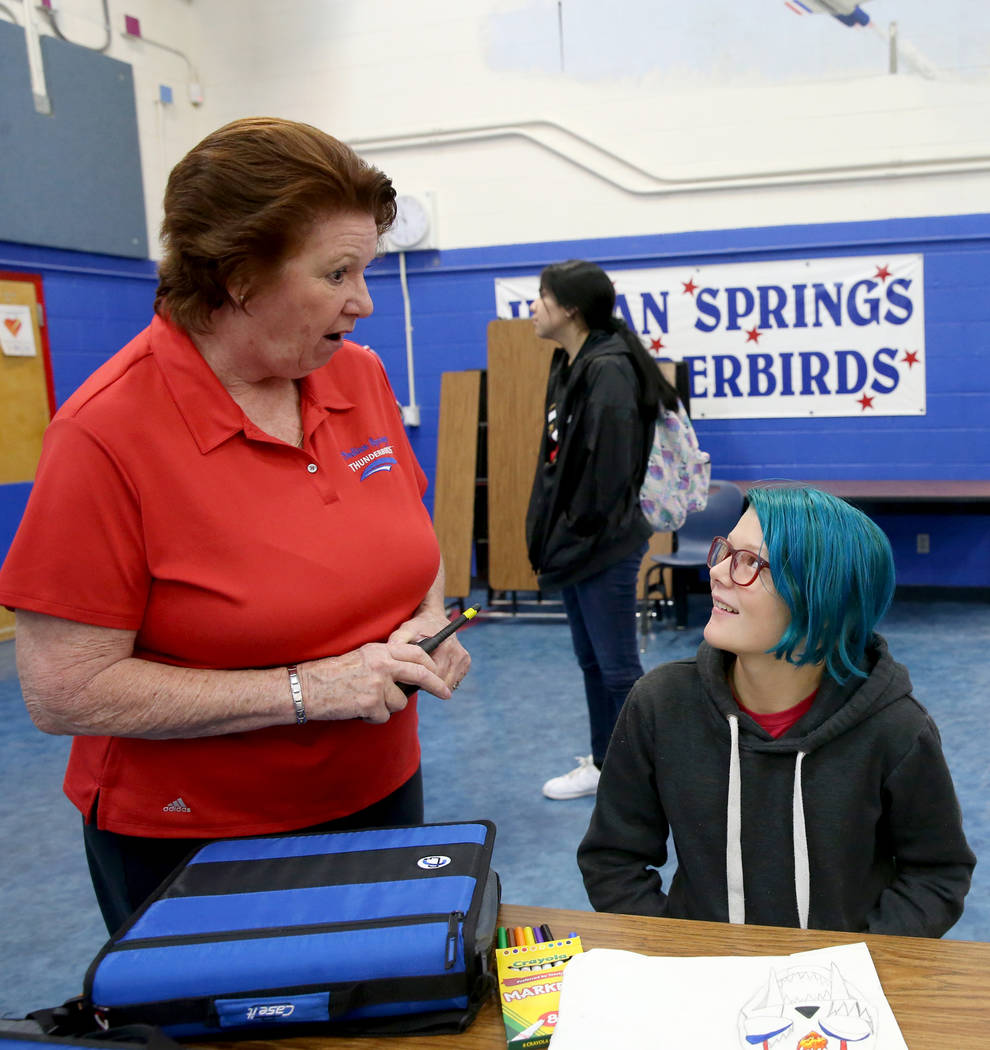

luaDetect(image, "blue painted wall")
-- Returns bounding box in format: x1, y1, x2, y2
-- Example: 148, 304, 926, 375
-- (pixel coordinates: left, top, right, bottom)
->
357, 212, 990, 588
2, 211, 988, 589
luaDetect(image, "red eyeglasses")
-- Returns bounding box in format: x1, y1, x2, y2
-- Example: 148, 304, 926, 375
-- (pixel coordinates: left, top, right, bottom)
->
707, 537, 771, 587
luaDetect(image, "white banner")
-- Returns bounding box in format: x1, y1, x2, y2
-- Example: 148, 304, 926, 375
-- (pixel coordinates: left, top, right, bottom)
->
495, 255, 925, 419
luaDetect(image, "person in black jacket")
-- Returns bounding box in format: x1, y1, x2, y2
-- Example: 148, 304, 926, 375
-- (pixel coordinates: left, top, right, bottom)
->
526, 259, 679, 800
578, 484, 975, 934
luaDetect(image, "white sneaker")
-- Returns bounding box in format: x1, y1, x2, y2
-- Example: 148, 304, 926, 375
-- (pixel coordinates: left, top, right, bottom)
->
542, 755, 600, 800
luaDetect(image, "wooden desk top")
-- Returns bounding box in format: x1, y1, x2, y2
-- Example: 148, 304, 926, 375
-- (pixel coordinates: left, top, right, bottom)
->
204, 902, 990, 1050
735, 479, 990, 502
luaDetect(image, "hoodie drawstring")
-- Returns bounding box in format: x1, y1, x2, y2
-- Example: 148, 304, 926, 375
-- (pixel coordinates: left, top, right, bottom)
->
793, 750, 809, 929
726, 715, 745, 923
724, 715, 811, 929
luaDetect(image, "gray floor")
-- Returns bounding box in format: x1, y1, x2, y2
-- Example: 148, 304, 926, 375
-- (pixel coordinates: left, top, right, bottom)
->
1, 593, 988, 1020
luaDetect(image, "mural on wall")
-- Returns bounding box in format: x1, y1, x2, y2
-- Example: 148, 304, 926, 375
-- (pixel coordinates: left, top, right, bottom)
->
495, 254, 925, 419
486, 0, 966, 83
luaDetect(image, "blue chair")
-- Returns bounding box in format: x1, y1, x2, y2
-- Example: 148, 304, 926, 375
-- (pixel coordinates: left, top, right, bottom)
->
642, 480, 745, 632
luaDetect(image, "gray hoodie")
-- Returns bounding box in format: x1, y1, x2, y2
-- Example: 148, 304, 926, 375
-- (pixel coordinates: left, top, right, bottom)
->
578, 635, 975, 936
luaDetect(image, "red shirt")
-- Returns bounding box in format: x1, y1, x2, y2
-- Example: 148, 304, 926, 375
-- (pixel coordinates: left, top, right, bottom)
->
0, 316, 440, 836
736, 690, 818, 739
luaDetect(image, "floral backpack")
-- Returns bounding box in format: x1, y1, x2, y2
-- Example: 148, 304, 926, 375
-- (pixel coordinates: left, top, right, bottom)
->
639, 400, 711, 532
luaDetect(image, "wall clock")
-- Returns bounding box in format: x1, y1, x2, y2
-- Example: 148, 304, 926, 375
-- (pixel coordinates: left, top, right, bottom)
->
387, 194, 433, 251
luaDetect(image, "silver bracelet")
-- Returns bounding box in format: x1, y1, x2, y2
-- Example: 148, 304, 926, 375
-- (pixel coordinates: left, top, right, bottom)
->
287, 664, 306, 724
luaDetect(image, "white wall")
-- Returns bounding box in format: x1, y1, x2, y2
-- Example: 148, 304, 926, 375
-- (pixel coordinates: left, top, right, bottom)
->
20, 0, 990, 256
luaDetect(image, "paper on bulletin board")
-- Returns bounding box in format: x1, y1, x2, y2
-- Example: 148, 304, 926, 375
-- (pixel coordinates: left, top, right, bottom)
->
548, 941, 906, 1050
0, 304, 38, 357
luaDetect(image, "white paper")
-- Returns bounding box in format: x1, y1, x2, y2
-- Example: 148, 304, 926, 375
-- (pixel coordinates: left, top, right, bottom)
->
0, 304, 38, 357
549, 942, 907, 1050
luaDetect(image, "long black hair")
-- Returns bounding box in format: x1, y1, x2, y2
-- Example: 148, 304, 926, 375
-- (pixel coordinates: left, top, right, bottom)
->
538, 259, 679, 414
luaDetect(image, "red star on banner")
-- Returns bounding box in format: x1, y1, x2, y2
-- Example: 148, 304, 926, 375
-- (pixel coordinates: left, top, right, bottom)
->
682, 278, 698, 295
651, 337, 665, 351
745, 327, 761, 343
858, 394, 875, 410
874, 264, 892, 282
901, 350, 920, 368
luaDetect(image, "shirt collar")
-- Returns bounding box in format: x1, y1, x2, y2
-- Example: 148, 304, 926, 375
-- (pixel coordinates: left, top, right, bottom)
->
148, 314, 356, 453
302, 343, 357, 415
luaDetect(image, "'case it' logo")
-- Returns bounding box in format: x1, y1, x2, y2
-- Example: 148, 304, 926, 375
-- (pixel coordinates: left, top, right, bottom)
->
246, 1004, 295, 1021
417, 854, 452, 870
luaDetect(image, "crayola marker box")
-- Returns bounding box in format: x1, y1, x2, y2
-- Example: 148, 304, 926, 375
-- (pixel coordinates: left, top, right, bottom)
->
495, 936, 584, 1049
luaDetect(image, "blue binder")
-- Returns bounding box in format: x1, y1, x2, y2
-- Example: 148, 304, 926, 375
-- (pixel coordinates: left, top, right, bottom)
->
83, 821, 499, 1038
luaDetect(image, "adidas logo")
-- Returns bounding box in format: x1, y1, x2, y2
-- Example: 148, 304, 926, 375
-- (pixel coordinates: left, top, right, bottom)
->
162, 797, 192, 813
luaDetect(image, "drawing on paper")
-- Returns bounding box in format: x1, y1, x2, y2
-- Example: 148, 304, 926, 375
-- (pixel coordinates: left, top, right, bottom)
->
738, 962, 878, 1048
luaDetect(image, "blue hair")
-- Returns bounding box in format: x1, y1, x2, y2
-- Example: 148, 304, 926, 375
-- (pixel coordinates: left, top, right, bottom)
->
746, 484, 895, 683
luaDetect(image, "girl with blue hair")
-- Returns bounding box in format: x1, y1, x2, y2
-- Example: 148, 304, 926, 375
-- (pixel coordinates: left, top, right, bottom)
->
578, 484, 974, 935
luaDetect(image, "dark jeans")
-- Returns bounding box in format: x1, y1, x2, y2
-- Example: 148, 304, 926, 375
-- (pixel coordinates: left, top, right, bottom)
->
561, 545, 646, 767
83, 766, 424, 934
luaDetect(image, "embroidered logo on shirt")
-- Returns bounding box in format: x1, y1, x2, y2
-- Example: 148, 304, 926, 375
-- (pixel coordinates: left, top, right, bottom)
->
340, 435, 398, 480
162, 796, 192, 813
358, 455, 397, 479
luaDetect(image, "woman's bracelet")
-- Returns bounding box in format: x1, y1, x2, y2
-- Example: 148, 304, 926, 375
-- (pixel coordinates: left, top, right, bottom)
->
287, 664, 306, 724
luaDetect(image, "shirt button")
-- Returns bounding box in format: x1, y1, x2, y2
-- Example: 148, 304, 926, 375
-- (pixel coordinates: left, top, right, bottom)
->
306, 463, 318, 474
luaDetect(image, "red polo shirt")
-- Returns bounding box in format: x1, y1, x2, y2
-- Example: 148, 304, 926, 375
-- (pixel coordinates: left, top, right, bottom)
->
0, 315, 440, 836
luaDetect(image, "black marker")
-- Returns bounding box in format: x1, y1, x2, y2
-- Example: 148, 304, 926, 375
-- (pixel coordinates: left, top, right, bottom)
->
398, 605, 481, 695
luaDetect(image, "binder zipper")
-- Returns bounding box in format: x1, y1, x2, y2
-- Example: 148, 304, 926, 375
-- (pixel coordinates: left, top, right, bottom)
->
445, 911, 464, 970
109, 909, 465, 955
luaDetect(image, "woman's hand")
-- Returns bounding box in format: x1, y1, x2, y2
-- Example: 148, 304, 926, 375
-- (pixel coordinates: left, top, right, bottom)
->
379, 558, 473, 696
300, 605, 473, 724
300, 639, 453, 723
388, 609, 472, 694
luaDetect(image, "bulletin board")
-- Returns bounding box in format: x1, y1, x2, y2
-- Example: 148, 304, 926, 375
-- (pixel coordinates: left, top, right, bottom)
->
0, 22, 148, 258
0, 272, 55, 482
0, 271, 55, 639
